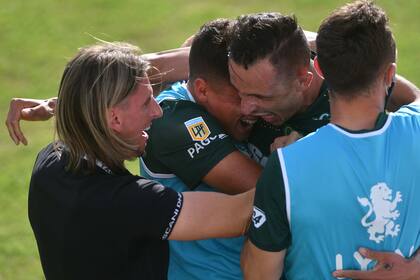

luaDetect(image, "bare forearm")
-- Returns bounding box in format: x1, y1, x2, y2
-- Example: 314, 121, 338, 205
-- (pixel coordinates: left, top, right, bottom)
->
203, 151, 263, 195
387, 74, 420, 111
142, 47, 190, 86
241, 241, 285, 280
6, 97, 57, 145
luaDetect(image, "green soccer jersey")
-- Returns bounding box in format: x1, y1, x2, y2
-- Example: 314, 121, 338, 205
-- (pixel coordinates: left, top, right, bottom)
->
142, 86, 237, 189
141, 82, 247, 279
248, 81, 330, 165
248, 151, 291, 251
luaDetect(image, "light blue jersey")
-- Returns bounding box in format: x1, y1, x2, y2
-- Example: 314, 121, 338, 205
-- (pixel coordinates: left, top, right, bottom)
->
141, 82, 245, 279
280, 105, 420, 279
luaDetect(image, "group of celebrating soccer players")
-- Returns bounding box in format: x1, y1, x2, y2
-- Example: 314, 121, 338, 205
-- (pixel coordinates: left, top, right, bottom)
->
6, 1, 420, 279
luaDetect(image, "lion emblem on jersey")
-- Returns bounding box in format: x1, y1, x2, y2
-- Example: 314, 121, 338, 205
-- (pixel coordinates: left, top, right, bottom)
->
357, 182, 402, 244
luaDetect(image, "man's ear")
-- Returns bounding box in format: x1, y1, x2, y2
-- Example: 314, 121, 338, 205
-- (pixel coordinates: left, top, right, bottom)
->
384, 62, 396, 87
193, 78, 209, 104
313, 56, 324, 79
107, 107, 122, 133
296, 67, 313, 92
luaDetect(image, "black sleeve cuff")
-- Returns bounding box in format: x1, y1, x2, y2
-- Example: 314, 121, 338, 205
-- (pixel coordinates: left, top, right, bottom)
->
161, 192, 183, 240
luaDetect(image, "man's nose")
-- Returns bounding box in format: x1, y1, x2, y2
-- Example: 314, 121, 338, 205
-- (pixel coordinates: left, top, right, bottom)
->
240, 98, 258, 116
151, 98, 163, 119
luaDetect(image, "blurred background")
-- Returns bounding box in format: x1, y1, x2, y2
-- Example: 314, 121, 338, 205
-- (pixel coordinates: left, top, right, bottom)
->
0, 0, 419, 278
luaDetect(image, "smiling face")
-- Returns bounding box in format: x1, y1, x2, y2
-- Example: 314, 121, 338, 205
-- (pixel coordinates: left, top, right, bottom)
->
187, 18, 256, 141
229, 57, 304, 126
203, 79, 257, 141
109, 77, 162, 156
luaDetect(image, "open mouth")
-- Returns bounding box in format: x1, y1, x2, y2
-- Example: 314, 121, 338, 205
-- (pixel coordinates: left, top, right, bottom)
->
260, 114, 281, 124
141, 130, 149, 139
239, 117, 258, 129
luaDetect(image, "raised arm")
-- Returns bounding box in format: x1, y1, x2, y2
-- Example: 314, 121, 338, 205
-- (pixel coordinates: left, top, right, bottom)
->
5, 48, 191, 143
142, 47, 190, 94
386, 74, 420, 112
5, 97, 56, 145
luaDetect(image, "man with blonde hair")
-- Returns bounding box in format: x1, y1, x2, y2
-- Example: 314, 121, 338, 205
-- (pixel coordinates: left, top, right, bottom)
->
28, 42, 253, 280
6, 15, 420, 280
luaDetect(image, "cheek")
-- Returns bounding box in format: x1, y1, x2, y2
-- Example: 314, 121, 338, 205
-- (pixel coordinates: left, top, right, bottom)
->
122, 110, 144, 134
254, 99, 269, 111
245, 96, 260, 107
213, 106, 238, 127
136, 111, 150, 129
287, 94, 300, 109
221, 101, 241, 118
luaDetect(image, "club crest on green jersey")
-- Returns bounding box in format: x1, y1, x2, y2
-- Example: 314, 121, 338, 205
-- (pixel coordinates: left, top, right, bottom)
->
184, 117, 211, 141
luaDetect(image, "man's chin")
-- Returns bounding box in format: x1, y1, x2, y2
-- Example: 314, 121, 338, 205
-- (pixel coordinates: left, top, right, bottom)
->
125, 149, 142, 160
135, 145, 146, 157
232, 126, 253, 142
125, 142, 146, 158
231, 130, 252, 142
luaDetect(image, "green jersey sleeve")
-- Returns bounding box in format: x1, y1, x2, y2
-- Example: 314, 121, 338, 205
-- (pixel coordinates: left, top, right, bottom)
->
248, 151, 291, 251
143, 99, 237, 189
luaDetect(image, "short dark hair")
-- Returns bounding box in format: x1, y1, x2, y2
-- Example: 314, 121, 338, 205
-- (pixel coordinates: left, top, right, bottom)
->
189, 19, 233, 83
229, 13, 310, 76
316, 1, 396, 96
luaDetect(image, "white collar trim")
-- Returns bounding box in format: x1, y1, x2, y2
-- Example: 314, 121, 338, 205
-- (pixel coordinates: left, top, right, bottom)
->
182, 82, 196, 103
328, 115, 392, 138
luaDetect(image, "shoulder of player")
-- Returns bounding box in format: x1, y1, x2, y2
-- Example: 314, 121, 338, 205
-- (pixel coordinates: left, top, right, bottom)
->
32, 142, 66, 177
148, 100, 224, 150
391, 103, 420, 118
159, 98, 206, 117
153, 99, 217, 131
281, 126, 330, 154
387, 105, 420, 136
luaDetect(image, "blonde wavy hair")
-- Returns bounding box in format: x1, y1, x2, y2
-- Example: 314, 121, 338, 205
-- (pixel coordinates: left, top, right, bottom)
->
56, 42, 149, 173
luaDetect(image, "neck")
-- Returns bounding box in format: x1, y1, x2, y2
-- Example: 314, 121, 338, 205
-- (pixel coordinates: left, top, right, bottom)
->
186, 81, 194, 94
299, 63, 324, 112
186, 81, 200, 103
330, 87, 386, 131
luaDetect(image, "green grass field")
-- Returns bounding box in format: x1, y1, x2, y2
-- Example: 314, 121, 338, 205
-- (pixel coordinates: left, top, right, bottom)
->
0, 0, 419, 278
